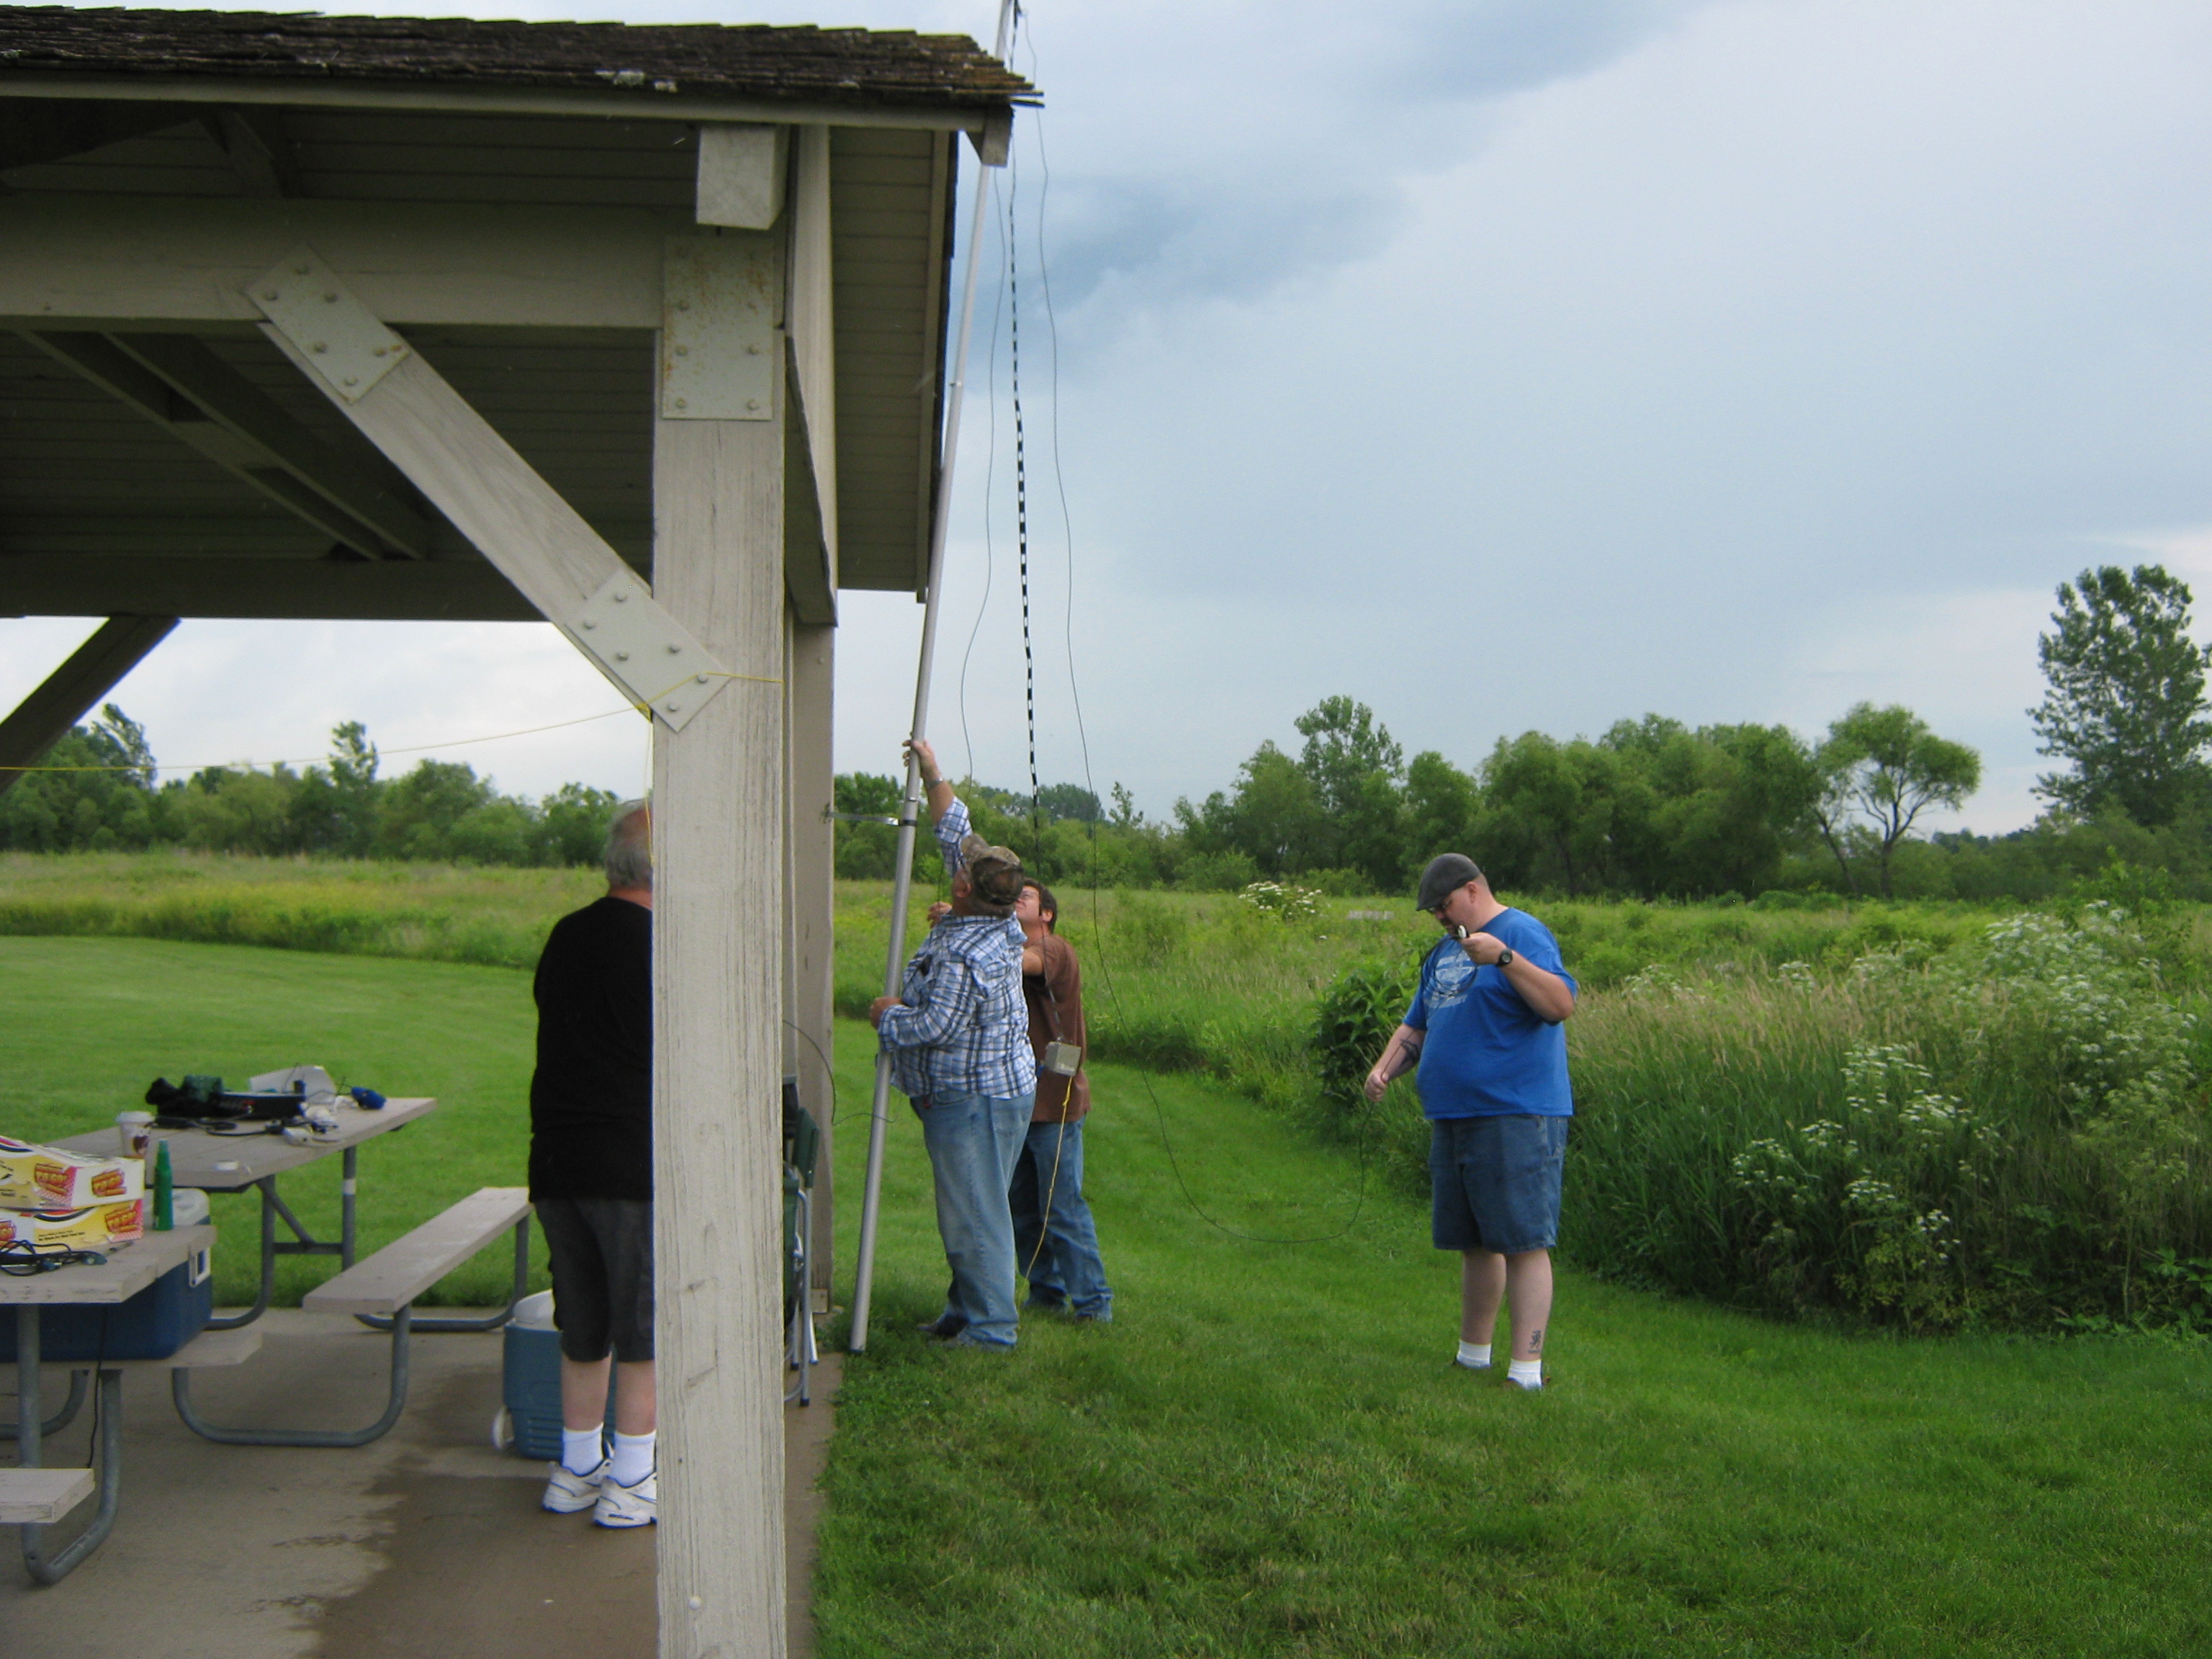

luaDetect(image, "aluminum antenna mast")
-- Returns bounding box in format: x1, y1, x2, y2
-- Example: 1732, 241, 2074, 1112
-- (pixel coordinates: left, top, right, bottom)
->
848, 0, 1020, 1352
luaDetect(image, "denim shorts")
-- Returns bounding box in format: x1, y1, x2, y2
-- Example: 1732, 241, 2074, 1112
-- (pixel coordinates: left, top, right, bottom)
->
1429, 1114, 1568, 1255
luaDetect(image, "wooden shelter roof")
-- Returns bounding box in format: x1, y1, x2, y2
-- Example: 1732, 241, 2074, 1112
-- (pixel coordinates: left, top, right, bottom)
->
0, 7, 1035, 110
0, 6, 1022, 620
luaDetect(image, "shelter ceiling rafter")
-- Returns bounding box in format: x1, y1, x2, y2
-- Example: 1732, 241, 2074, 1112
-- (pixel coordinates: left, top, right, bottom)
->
21, 329, 436, 559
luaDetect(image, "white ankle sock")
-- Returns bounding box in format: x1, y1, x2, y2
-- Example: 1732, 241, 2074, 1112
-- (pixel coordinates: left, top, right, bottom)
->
1507, 1359, 1544, 1389
610, 1429, 656, 1487
562, 1425, 604, 1475
1456, 1341, 1492, 1370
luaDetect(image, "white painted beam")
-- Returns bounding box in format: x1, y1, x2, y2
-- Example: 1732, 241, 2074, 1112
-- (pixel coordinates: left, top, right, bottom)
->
697, 124, 786, 230
651, 309, 791, 1659
0, 197, 680, 331
243, 244, 736, 727
0, 555, 534, 621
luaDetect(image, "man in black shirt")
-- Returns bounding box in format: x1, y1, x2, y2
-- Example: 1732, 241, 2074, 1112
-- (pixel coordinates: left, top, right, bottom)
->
531, 799, 658, 1529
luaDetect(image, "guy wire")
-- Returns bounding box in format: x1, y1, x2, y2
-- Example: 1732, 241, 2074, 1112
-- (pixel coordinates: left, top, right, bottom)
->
1010, 30, 1372, 1249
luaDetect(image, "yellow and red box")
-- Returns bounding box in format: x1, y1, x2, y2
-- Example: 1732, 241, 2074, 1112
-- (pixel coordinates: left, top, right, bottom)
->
0, 1136, 145, 1210
0, 1197, 147, 1250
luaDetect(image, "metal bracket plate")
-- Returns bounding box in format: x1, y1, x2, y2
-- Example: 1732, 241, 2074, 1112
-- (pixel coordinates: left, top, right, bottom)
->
571, 572, 738, 732
245, 246, 410, 404
662, 235, 777, 421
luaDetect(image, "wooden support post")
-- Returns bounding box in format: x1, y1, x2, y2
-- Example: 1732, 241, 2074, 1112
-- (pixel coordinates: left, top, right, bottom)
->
788, 619, 837, 1300
0, 615, 177, 796
651, 242, 789, 1659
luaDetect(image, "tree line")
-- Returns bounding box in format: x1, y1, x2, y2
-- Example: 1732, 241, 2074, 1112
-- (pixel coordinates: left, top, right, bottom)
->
0, 712, 619, 867
839, 562, 2212, 903
9, 559, 2208, 898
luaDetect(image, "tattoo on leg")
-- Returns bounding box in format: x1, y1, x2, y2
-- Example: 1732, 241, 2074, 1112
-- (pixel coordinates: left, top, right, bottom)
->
1527, 1328, 1542, 1352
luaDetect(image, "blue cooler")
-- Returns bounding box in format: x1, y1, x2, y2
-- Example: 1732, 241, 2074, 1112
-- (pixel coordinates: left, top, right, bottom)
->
502, 1298, 566, 1460
0, 1238, 213, 1362
500, 1291, 616, 1460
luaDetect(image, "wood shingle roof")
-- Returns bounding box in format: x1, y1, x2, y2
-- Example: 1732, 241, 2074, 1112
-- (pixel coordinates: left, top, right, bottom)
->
0, 6, 1035, 110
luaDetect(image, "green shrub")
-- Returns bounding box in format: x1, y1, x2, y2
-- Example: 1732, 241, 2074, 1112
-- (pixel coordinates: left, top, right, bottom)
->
1310, 948, 1421, 1107
1565, 906, 2212, 1330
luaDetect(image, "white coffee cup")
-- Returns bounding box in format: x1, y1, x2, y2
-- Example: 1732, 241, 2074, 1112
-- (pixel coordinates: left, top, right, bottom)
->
116, 1110, 154, 1161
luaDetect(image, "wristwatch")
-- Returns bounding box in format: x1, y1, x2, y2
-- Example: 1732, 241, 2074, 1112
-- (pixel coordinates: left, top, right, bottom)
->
1495, 948, 1516, 969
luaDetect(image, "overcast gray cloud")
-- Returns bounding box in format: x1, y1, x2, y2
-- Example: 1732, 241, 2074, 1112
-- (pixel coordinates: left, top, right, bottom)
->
6, 0, 2211, 844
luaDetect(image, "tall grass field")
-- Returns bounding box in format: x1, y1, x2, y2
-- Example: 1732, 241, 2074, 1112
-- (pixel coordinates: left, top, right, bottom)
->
6, 851, 2211, 1331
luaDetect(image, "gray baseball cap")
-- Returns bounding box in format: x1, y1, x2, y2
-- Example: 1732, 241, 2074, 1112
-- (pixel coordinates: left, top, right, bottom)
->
1416, 853, 1483, 912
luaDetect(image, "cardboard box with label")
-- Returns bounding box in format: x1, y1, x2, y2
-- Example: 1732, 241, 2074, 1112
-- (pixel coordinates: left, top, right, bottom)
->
0, 1135, 145, 1210
0, 1197, 148, 1250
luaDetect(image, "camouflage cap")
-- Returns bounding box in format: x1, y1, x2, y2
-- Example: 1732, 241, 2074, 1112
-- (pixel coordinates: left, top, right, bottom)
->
958, 833, 1025, 914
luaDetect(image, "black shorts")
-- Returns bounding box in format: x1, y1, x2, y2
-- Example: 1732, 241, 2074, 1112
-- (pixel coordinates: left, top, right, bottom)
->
535, 1196, 655, 1364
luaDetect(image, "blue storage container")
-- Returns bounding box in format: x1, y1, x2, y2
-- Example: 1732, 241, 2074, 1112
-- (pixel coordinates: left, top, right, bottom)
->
0, 1241, 213, 1362
502, 1320, 567, 1460
500, 1292, 616, 1461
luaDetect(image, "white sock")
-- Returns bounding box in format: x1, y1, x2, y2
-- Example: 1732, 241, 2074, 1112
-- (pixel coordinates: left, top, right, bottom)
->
561, 1424, 604, 1475
1507, 1358, 1544, 1389
610, 1429, 656, 1488
1456, 1341, 1492, 1370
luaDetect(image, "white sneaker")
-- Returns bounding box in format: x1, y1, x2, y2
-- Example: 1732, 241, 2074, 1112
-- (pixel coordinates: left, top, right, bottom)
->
594, 1469, 657, 1529
542, 1457, 608, 1514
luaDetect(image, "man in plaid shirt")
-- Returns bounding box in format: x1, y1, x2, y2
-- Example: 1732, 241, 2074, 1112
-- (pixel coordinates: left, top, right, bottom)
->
869, 738, 1038, 1348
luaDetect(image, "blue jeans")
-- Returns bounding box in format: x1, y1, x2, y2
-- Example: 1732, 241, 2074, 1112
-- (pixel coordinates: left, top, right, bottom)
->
1010, 1118, 1112, 1321
917, 1090, 1034, 1347
1429, 1114, 1569, 1255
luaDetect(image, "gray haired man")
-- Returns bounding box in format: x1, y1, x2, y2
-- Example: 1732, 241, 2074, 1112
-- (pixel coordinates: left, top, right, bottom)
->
531, 800, 660, 1524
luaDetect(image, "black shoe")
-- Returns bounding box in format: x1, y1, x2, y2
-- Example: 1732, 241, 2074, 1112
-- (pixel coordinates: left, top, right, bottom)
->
917, 1313, 968, 1340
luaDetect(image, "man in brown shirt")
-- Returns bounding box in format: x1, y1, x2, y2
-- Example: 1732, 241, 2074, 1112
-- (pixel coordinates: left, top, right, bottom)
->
1010, 879, 1112, 1321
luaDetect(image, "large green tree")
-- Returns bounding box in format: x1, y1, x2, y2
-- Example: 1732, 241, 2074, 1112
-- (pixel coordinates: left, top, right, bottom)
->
1817, 703, 1981, 899
2030, 563, 2212, 827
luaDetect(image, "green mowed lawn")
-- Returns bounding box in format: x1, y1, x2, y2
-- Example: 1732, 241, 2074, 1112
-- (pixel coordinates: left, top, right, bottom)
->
4, 935, 2208, 1653
0, 934, 543, 1306
822, 1025, 2212, 1658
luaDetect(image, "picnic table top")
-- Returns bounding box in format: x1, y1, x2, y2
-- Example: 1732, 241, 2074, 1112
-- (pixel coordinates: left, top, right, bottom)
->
0, 1224, 215, 1305
52, 1098, 436, 1192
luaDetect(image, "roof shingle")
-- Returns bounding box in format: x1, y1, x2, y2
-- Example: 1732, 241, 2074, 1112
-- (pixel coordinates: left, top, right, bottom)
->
0, 5, 1035, 109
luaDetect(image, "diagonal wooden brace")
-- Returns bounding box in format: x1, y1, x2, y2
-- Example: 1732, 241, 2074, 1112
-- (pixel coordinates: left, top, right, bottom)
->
243, 244, 747, 731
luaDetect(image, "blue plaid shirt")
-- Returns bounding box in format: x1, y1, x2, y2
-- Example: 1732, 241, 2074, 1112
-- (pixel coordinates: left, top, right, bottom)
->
877, 798, 1037, 1102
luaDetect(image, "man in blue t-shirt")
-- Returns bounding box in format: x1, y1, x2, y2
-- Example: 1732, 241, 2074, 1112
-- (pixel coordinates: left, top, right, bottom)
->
1364, 853, 1576, 1390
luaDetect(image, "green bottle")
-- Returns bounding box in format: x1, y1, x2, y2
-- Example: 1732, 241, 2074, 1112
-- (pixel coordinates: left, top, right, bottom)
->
152, 1140, 174, 1231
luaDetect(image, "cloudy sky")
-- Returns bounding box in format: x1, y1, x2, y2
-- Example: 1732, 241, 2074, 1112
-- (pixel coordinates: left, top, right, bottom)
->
7, 0, 2211, 833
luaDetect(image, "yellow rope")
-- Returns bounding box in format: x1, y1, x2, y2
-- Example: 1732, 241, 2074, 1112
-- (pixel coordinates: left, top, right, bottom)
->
0, 667, 783, 775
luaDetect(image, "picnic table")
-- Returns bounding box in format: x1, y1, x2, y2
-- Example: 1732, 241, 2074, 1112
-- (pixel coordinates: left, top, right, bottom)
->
53, 1097, 521, 1334
3, 1224, 236, 1584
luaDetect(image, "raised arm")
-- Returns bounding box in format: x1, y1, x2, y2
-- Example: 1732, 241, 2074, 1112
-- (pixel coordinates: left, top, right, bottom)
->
906, 737, 956, 827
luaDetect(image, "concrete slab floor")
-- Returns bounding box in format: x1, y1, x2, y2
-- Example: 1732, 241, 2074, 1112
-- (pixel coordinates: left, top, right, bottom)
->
1, 1310, 840, 1659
